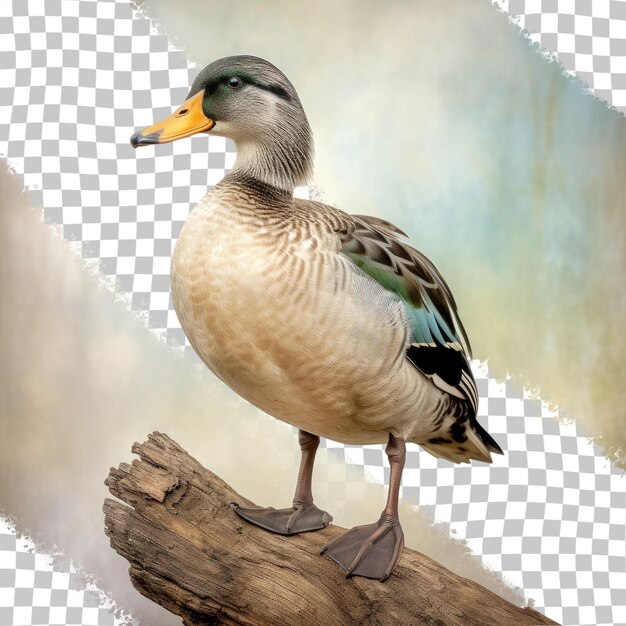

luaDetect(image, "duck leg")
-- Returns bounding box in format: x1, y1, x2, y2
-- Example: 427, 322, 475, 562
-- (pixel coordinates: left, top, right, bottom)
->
321, 433, 405, 581
232, 429, 333, 535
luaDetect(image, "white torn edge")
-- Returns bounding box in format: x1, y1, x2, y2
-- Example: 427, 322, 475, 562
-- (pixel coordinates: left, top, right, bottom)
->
129, 0, 198, 69
490, 0, 626, 118
0, 516, 138, 626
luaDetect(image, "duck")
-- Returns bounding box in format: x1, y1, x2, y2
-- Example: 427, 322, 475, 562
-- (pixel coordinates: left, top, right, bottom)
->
130, 55, 503, 582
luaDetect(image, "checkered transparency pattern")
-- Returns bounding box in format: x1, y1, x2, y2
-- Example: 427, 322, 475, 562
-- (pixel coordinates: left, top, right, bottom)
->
1, 1, 626, 626
0, 0, 236, 354
327, 362, 626, 626
0, 520, 129, 626
493, 0, 626, 112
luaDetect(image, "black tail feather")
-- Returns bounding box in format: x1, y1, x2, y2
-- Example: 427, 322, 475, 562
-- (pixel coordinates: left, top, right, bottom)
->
475, 422, 504, 455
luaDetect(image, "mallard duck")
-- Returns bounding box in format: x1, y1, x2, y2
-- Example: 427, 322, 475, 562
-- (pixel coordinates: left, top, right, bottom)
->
131, 55, 503, 581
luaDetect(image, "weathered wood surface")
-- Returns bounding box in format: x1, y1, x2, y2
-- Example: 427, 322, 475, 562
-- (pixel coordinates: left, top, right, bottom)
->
103, 432, 558, 626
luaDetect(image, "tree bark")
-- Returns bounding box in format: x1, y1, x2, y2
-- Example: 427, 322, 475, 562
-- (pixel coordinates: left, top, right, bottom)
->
103, 432, 558, 626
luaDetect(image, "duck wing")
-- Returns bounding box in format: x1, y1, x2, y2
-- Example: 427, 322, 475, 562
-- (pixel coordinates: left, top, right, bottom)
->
340, 213, 478, 416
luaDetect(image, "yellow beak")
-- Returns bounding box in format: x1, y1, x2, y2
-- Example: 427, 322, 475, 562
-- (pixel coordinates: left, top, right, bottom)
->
130, 91, 215, 147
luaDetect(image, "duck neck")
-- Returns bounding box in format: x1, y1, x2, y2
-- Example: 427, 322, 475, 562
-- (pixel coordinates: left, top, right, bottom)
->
227, 123, 314, 195
222, 170, 294, 205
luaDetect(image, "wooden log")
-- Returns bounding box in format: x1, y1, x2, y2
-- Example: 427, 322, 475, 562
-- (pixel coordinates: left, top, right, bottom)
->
103, 432, 558, 626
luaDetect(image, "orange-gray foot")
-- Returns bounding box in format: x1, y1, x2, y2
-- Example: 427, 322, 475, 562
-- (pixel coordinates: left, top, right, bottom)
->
321, 514, 404, 581
231, 502, 332, 535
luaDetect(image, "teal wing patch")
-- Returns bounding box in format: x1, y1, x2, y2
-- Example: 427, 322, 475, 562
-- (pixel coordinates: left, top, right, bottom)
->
340, 214, 478, 414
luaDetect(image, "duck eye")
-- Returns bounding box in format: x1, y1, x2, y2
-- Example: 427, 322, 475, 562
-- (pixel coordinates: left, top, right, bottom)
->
228, 77, 242, 89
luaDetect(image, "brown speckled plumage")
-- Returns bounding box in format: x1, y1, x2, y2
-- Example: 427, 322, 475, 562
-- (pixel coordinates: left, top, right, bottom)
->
134, 54, 503, 580
171, 173, 494, 460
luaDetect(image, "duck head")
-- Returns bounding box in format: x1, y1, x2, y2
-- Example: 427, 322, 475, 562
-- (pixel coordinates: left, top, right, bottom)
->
131, 55, 314, 192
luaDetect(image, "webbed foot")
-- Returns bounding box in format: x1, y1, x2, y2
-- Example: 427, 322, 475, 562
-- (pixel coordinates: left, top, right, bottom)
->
231, 501, 333, 535
320, 514, 404, 581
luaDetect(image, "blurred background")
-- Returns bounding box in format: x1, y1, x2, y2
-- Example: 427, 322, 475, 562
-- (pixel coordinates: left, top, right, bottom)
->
0, 161, 521, 623
1, 1, 625, 625
136, 0, 626, 462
